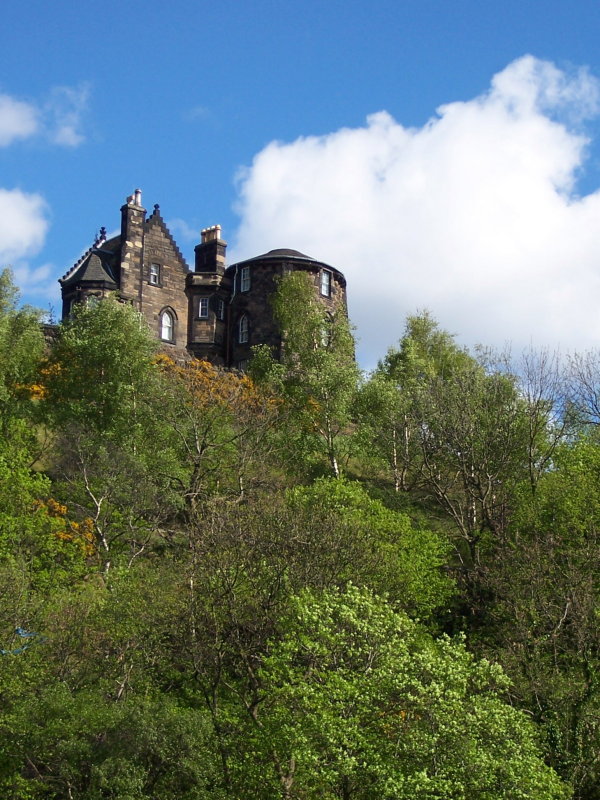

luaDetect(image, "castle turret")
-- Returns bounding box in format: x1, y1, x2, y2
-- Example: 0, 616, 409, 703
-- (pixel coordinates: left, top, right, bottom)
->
59, 191, 348, 370
226, 249, 347, 370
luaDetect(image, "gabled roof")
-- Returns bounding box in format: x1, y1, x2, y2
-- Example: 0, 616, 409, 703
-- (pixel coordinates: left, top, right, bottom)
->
145, 204, 189, 270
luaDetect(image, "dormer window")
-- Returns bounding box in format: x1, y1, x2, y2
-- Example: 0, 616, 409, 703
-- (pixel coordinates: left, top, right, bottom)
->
240, 266, 251, 292
198, 297, 209, 318
149, 263, 160, 285
320, 269, 332, 297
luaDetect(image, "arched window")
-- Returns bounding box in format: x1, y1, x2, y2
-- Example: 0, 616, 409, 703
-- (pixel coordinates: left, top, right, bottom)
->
160, 309, 174, 341
238, 314, 249, 344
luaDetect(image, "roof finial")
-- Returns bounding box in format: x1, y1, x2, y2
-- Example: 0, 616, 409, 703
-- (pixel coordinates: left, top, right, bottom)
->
93, 226, 107, 247
154, 203, 160, 213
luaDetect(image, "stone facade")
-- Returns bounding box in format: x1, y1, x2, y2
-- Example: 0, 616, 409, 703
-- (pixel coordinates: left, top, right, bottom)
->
59, 190, 347, 368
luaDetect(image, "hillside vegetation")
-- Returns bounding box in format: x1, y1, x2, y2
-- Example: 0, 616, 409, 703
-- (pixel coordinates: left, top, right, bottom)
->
2, 267, 599, 799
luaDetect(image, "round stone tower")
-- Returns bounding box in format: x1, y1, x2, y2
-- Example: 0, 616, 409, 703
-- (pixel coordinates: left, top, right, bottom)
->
225, 248, 347, 371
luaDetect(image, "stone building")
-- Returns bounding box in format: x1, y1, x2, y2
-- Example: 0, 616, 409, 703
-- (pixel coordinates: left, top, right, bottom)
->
60, 190, 347, 369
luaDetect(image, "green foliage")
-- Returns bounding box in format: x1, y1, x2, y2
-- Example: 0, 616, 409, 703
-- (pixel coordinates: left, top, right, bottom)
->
287, 477, 454, 619
238, 586, 569, 799
0, 268, 45, 426
381, 310, 474, 383
154, 357, 280, 511
42, 300, 179, 574
0, 688, 222, 799
253, 271, 360, 478
481, 439, 600, 798
0, 291, 592, 798
44, 296, 158, 436
366, 313, 532, 581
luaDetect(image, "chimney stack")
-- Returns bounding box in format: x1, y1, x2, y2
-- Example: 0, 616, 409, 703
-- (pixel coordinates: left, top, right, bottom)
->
195, 225, 227, 273
120, 188, 147, 303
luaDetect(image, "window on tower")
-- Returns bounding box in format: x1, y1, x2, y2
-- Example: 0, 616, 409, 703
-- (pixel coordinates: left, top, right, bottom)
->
320, 269, 332, 297
239, 314, 249, 344
240, 266, 251, 292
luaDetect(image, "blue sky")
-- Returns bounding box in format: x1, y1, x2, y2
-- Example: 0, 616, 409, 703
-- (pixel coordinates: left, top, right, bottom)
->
4, 0, 600, 365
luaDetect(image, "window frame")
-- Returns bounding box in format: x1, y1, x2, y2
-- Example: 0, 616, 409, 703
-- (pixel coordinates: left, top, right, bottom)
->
160, 309, 175, 342
320, 269, 332, 297
238, 314, 249, 344
198, 297, 209, 319
217, 298, 225, 321
240, 265, 251, 292
149, 263, 161, 286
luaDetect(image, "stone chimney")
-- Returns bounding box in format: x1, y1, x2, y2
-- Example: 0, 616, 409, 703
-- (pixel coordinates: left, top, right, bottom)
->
194, 224, 227, 273
120, 189, 146, 302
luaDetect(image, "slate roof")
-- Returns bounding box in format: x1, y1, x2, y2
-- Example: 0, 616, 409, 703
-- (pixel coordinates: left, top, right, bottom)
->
229, 247, 346, 284
60, 247, 119, 287
264, 248, 309, 258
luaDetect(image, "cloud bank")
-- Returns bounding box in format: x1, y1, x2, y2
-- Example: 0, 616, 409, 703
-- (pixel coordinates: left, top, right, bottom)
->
0, 84, 89, 299
233, 56, 600, 366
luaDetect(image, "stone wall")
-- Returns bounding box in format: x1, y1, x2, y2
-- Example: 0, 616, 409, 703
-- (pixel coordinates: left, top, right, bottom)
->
228, 257, 347, 369
59, 193, 349, 370
138, 212, 190, 353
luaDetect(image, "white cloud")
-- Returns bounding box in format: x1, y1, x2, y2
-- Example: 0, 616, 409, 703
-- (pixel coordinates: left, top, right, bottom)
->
0, 84, 89, 149
0, 85, 89, 306
11, 261, 59, 304
44, 83, 89, 147
232, 55, 600, 367
0, 94, 39, 146
0, 189, 49, 265
0, 187, 53, 306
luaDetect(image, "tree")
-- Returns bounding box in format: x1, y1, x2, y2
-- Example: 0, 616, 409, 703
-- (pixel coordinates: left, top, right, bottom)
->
367, 315, 537, 608
0, 564, 224, 799
43, 296, 158, 437
42, 298, 177, 576
0, 268, 45, 445
252, 271, 360, 479
155, 356, 281, 513
234, 586, 569, 799
286, 477, 454, 620
480, 438, 600, 798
